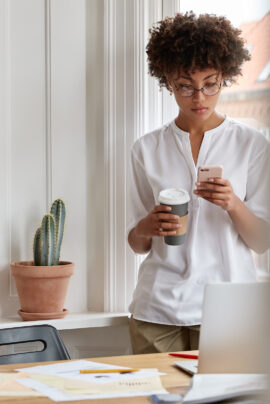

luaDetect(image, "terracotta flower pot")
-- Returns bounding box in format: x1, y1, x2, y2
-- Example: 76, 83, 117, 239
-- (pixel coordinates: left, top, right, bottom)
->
10, 261, 74, 321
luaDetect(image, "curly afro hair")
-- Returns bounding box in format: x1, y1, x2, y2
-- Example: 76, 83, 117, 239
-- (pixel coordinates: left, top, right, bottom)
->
146, 11, 250, 90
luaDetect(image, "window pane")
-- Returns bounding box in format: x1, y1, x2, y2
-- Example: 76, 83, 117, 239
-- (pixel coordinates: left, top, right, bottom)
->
180, 1, 270, 276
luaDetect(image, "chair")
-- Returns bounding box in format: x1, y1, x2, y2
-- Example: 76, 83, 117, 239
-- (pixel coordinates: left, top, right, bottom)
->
0, 324, 70, 364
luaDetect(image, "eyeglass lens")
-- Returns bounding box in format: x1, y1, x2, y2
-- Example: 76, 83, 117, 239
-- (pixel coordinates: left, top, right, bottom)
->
174, 82, 221, 97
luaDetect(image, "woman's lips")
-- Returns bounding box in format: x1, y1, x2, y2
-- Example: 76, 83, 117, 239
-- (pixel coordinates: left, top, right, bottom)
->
191, 107, 208, 114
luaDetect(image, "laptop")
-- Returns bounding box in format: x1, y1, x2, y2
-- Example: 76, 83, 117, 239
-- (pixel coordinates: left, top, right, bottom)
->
175, 282, 270, 374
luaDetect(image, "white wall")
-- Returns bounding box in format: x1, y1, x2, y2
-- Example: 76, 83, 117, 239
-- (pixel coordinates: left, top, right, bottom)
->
60, 325, 131, 359
0, 0, 87, 317
0, 0, 180, 357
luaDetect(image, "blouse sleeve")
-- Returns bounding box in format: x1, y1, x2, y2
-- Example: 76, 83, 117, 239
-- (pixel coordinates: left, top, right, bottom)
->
245, 137, 270, 224
126, 140, 155, 237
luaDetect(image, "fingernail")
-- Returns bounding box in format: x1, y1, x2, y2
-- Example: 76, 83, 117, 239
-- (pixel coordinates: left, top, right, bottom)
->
194, 190, 198, 194
209, 178, 214, 182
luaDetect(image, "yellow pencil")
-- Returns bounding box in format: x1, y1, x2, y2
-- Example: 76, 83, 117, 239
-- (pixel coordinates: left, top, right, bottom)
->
79, 368, 140, 374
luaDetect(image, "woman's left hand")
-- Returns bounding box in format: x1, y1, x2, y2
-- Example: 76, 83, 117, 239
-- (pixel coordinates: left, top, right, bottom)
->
193, 178, 238, 212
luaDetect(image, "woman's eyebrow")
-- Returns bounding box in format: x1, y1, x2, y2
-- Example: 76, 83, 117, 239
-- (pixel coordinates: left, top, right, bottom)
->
203, 73, 218, 80
178, 73, 218, 81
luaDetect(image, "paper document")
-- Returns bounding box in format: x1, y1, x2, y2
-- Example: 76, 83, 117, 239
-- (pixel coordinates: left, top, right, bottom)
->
16, 360, 168, 401
18, 374, 167, 401
17, 359, 165, 383
183, 373, 269, 404
0, 372, 43, 397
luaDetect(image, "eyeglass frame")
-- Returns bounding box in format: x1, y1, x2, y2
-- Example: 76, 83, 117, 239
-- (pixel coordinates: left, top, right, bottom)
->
171, 80, 222, 97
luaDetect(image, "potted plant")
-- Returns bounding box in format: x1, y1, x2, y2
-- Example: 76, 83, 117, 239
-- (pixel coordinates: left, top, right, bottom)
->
10, 199, 74, 321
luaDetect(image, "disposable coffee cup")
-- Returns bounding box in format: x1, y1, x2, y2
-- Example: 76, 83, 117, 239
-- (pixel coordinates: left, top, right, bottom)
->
158, 188, 190, 246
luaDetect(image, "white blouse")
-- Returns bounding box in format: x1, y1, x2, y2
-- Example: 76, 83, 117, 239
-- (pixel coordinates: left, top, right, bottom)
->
127, 116, 270, 326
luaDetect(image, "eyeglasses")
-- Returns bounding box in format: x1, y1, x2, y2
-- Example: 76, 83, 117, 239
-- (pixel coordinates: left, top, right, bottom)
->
172, 81, 222, 97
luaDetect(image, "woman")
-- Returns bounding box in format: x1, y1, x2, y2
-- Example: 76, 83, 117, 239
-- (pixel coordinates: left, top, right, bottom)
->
127, 12, 270, 354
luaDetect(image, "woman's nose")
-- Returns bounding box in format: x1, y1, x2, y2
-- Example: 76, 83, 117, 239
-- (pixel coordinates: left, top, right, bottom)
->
192, 88, 205, 101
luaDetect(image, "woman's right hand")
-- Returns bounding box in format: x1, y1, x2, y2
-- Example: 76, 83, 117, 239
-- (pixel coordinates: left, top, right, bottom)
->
135, 205, 182, 238
128, 205, 181, 254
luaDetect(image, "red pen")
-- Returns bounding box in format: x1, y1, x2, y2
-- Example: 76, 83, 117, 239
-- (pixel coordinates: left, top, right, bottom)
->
169, 353, 198, 359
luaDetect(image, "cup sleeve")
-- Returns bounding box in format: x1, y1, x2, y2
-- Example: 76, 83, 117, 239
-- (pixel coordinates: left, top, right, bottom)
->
126, 143, 155, 239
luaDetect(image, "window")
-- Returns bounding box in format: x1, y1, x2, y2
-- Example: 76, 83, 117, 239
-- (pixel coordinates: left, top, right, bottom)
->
103, 1, 269, 314
101, 0, 181, 312
180, 0, 270, 277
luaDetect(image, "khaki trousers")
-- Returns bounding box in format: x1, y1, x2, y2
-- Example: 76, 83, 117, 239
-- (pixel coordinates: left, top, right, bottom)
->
129, 316, 200, 354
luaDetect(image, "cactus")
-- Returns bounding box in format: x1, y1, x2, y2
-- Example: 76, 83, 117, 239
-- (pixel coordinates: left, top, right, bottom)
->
33, 227, 42, 265
33, 199, 66, 266
50, 199, 66, 265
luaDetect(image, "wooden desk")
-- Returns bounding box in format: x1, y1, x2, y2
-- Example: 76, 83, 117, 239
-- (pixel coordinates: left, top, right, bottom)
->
0, 351, 195, 403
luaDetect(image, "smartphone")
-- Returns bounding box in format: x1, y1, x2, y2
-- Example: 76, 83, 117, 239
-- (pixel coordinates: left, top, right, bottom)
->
197, 165, 223, 182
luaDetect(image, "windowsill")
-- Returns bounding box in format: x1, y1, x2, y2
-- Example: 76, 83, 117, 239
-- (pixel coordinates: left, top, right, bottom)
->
0, 312, 130, 330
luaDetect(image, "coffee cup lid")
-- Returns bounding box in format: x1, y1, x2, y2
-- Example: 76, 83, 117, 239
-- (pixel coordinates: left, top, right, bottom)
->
158, 188, 190, 205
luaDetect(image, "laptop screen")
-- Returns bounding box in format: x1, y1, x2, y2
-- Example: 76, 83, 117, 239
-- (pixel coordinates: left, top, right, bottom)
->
198, 282, 270, 374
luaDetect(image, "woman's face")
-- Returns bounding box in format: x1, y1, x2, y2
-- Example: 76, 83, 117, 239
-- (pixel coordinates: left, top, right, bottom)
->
169, 68, 223, 125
